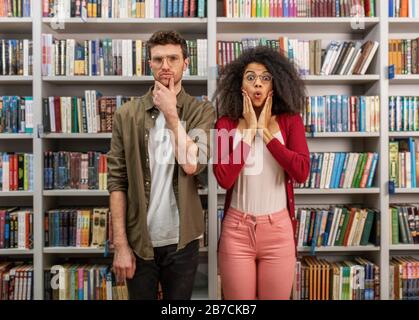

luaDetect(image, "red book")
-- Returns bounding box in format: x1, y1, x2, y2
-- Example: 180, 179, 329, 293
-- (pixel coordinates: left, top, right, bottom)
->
278, 0, 283, 17
54, 97, 62, 133
190, 0, 196, 17
343, 208, 356, 246
184, 0, 190, 17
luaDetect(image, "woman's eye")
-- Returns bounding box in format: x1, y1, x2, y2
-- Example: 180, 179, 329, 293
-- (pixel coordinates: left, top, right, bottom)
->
262, 75, 272, 81
247, 75, 255, 81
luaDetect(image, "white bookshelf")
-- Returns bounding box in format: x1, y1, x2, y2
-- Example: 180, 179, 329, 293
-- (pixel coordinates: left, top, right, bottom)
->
42, 75, 208, 84
393, 188, 419, 194
0, 133, 34, 139
0, 191, 34, 197
43, 190, 109, 196
0, 249, 34, 256
388, 131, 419, 137
1, 0, 418, 301
297, 246, 380, 253
42, 17, 208, 33
389, 244, 419, 251
42, 133, 112, 139
0, 76, 33, 84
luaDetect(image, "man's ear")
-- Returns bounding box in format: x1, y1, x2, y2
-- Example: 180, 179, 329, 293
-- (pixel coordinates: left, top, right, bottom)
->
183, 57, 189, 72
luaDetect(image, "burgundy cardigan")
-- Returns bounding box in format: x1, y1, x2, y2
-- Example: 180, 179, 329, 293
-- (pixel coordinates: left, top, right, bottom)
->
213, 113, 310, 248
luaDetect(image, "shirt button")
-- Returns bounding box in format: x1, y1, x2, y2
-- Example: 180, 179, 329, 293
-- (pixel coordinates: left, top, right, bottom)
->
146, 158, 149, 162
145, 181, 150, 185
151, 115, 155, 119
145, 133, 148, 138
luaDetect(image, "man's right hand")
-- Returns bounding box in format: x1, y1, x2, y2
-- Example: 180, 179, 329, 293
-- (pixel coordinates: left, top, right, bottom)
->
113, 245, 136, 282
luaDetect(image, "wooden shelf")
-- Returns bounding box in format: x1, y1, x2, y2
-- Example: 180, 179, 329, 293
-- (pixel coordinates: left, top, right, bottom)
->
42, 75, 207, 84
43, 190, 109, 196
0, 17, 32, 33
294, 188, 380, 194
42, 17, 207, 34
0, 133, 33, 139
0, 249, 33, 255
306, 132, 380, 138
42, 133, 112, 139
298, 245, 380, 253
217, 17, 379, 33
0, 191, 33, 197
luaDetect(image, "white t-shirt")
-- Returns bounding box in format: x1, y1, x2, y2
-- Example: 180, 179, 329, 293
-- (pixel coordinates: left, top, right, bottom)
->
146, 111, 179, 247
230, 129, 288, 215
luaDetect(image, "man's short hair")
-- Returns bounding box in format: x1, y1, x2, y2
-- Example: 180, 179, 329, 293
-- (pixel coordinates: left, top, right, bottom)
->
147, 30, 188, 59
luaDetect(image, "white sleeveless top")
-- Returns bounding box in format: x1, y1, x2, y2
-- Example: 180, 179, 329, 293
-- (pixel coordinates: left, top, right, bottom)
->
230, 129, 287, 216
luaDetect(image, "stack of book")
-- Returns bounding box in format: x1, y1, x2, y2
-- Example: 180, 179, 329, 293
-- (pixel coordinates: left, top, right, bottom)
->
0, 39, 33, 76
43, 151, 108, 190
0, 0, 31, 17
0, 153, 34, 191
0, 207, 33, 249
0, 96, 34, 134
0, 262, 34, 300
223, 0, 376, 18
42, 35, 207, 77
217, 38, 379, 76
389, 138, 419, 188
296, 206, 379, 249
44, 264, 129, 300
302, 95, 380, 133
43, 0, 207, 18
389, 0, 419, 17
296, 152, 379, 189
390, 256, 419, 300
292, 256, 380, 300
390, 205, 419, 245
389, 38, 419, 74
389, 96, 419, 132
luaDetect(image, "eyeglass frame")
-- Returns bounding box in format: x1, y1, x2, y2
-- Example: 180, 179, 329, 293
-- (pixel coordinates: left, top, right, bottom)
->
149, 54, 184, 68
243, 72, 273, 85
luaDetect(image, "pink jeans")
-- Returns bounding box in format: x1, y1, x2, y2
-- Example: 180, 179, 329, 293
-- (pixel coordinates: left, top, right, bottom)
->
218, 207, 296, 300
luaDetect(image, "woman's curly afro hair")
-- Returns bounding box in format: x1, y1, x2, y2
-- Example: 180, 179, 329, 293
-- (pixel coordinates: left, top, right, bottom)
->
213, 46, 306, 120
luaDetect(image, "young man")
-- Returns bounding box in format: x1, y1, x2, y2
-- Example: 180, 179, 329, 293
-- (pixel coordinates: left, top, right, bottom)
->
107, 31, 215, 300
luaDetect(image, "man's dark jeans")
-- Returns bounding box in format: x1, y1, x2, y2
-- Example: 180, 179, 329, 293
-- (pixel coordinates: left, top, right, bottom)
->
127, 239, 200, 300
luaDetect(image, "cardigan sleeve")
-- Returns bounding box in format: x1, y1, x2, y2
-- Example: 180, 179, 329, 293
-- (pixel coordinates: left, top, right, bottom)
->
266, 114, 310, 183
213, 117, 251, 190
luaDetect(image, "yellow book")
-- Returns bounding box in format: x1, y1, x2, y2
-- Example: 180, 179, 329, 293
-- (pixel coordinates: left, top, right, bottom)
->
136, 40, 142, 76
140, 2, 145, 18
136, 1, 141, 18
88, 2, 93, 17
251, 0, 257, 17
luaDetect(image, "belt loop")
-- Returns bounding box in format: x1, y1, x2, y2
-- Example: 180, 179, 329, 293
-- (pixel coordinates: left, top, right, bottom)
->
268, 214, 274, 225
241, 213, 247, 224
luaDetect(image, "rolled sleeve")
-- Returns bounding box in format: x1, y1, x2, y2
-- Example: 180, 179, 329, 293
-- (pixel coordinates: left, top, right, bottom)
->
187, 102, 216, 176
107, 110, 128, 193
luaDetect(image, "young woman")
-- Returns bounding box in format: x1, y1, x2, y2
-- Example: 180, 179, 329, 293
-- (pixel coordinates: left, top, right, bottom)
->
213, 46, 310, 300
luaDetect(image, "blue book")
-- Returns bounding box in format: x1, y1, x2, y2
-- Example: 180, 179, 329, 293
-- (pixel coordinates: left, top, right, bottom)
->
389, 0, 394, 17
179, 0, 184, 16
160, 0, 167, 18
284, 0, 289, 17
366, 153, 378, 188
337, 95, 343, 132
323, 209, 335, 246
11, 96, 18, 133
331, 95, 337, 132
413, 0, 417, 18
336, 0, 340, 17
409, 137, 416, 188
342, 95, 349, 132
329, 153, 340, 189
173, 0, 178, 17
168, 0, 173, 17
54, 210, 59, 247
360, 96, 366, 132
198, 0, 205, 17
310, 211, 323, 254
331, 152, 341, 188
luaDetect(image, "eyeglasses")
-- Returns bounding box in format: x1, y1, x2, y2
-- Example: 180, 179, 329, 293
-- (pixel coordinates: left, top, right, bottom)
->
150, 55, 181, 68
244, 73, 273, 84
